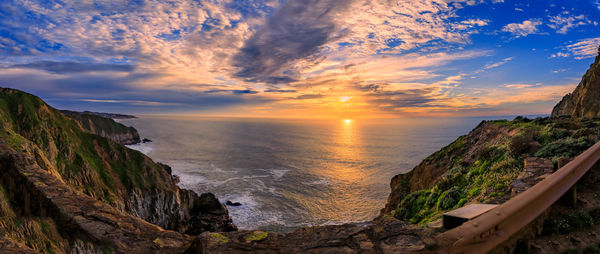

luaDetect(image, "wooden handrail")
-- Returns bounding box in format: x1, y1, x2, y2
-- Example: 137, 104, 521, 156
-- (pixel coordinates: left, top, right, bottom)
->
433, 141, 600, 253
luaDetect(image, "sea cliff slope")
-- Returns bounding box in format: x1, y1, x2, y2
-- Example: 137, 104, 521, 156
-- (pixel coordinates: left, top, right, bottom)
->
0, 87, 235, 253
60, 110, 141, 145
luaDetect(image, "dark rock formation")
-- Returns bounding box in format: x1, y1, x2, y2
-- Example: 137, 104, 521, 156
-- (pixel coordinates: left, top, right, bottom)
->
226, 200, 242, 206
60, 110, 141, 145
552, 52, 600, 118
143, 138, 153, 143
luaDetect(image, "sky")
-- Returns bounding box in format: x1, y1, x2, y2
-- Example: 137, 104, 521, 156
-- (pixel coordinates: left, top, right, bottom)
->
1, 0, 599, 118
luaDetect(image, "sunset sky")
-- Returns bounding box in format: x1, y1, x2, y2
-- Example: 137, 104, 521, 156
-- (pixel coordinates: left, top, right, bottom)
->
1, 0, 600, 118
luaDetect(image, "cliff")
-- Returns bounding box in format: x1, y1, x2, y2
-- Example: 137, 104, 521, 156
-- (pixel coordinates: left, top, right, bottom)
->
552, 52, 600, 118
381, 116, 600, 225
60, 110, 141, 145
0, 87, 235, 252
0, 144, 194, 253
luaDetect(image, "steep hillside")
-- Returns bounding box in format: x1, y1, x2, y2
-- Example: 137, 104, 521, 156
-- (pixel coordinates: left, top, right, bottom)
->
552, 51, 600, 118
60, 110, 141, 145
0, 144, 194, 253
0, 88, 235, 243
382, 116, 600, 225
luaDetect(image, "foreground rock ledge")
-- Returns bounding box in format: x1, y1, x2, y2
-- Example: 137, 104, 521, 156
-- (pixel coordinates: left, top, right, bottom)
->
189, 218, 436, 253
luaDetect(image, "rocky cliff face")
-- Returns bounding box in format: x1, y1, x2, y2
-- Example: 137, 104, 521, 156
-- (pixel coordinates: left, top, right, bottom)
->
381, 117, 600, 224
0, 144, 194, 253
60, 110, 141, 145
552, 52, 600, 118
0, 87, 236, 253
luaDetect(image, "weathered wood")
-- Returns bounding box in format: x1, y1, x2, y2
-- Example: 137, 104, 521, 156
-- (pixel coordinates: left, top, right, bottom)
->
443, 204, 498, 230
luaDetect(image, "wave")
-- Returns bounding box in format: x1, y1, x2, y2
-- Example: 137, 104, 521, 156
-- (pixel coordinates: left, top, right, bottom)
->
125, 143, 153, 155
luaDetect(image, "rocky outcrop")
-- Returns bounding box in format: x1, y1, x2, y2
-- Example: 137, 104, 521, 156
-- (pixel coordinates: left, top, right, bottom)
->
0, 143, 194, 253
127, 189, 236, 235
60, 110, 141, 145
552, 52, 600, 118
188, 218, 437, 253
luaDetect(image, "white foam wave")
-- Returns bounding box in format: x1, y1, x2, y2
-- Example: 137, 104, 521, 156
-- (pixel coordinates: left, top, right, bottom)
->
304, 179, 331, 185
126, 143, 153, 155
221, 192, 286, 230
270, 169, 288, 179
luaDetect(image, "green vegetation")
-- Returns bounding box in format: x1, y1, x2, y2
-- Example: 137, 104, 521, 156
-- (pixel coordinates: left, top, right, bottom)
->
392, 116, 600, 225
61, 110, 133, 136
0, 88, 169, 206
244, 231, 268, 242
208, 233, 230, 244
543, 207, 600, 236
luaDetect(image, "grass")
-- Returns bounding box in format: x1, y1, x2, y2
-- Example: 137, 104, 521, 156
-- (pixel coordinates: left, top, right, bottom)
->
244, 231, 268, 242
392, 116, 600, 224
543, 209, 599, 236
0, 88, 167, 206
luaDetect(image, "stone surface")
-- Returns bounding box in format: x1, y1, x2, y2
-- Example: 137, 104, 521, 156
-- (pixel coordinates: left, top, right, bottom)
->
510, 157, 554, 197
552, 53, 600, 118
188, 218, 436, 254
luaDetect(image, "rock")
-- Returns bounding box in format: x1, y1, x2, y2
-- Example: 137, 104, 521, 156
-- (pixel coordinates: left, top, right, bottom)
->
143, 138, 152, 143
189, 218, 435, 253
198, 193, 228, 215
552, 52, 600, 118
510, 157, 554, 197
226, 200, 242, 206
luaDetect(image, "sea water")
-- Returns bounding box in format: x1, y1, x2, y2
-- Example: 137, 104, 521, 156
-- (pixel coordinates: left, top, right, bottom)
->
120, 116, 516, 232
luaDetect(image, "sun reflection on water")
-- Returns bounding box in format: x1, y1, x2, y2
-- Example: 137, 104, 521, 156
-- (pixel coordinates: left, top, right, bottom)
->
327, 119, 365, 184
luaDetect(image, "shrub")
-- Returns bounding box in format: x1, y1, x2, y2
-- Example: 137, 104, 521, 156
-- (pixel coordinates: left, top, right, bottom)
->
509, 134, 534, 156
543, 211, 594, 235
535, 137, 596, 160
436, 189, 461, 210
583, 245, 600, 254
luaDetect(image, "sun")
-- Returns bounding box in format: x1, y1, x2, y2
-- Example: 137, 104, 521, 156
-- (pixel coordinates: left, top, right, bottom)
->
344, 119, 352, 124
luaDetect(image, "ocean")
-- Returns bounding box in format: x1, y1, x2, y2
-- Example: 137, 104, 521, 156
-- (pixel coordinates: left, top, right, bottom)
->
120, 116, 516, 232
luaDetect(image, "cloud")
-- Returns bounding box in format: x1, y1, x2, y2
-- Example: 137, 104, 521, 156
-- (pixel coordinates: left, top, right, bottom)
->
548, 12, 592, 34
231, 0, 492, 84
363, 87, 440, 109
504, 83, 538, 89
204, 89, 259, 95
232, 0, 349, 84
550, 52, 570, 58
264, 89, 297, 93
290, 94, 324, 100
10, 61, 135, 74
0, 0, 570, 117
484, 57, 513, 70
565, 37, 600, 59
502, 19, 542, 38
